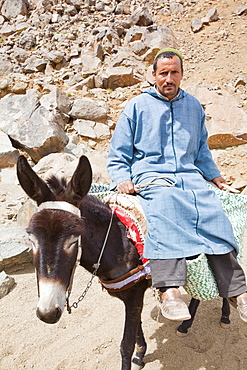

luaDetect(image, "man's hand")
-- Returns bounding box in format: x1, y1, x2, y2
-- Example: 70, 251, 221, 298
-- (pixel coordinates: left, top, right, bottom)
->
211, 176, 225, 190
116, 180, 138, 194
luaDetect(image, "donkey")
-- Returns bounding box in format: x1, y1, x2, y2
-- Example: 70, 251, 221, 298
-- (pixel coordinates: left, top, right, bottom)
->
16, 154, 230, 370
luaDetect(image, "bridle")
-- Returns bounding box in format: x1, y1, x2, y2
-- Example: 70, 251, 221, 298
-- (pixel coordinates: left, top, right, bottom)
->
36, 194, 151, 314
37, 199, 116, 313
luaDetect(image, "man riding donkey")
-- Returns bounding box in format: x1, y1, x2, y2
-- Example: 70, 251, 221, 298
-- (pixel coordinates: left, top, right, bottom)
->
107, 48, 247, 322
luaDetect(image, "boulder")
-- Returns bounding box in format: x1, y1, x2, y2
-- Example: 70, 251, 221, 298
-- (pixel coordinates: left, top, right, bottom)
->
102, 66, 142, 90
185, 85, 247, 149
0, 226, 32, 271
39, 86, 72, 128
0, 131, 20, 168
69, 97, 108, 122
0, 90, 69, 162
129, 7, 153, 27
74, 119, 111, 140
1, 0, 29, 20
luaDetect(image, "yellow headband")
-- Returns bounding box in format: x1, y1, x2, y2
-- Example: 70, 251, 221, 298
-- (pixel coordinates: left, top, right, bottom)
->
154, 48, 183, 61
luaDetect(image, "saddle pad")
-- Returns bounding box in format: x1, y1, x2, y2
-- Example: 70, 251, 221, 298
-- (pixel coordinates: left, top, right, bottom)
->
90, 184, 247, 301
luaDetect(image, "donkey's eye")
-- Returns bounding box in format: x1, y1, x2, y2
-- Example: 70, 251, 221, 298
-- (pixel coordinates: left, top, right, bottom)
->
63, 236, 79, 252
28, 234, 39, 253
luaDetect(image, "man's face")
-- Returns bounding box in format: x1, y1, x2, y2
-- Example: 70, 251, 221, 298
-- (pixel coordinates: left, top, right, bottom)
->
152, 55, 183, 100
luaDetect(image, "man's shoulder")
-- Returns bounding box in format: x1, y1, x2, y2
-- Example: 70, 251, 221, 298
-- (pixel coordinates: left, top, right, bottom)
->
181, 89, 200, 103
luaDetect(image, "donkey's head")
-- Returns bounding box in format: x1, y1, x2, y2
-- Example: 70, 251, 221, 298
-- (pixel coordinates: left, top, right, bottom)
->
17, 155, 92, 324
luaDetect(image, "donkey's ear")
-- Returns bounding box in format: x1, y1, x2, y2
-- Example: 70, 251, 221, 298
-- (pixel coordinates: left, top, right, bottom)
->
67, 155, 92, 199
17, 155, 55, 205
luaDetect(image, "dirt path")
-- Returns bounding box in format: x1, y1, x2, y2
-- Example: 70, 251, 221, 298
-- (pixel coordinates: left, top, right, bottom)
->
1, 259, 247, 370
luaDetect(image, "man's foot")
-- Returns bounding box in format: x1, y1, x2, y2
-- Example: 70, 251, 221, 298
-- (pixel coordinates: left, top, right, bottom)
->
237, 293, 247, 322
158, 288, 191, 321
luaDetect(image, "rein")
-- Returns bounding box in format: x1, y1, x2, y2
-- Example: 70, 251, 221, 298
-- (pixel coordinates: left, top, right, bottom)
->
37, 199, 118, 313
66, 194, 118, 313
67, 178, 176, 310
37, 181, 163, 313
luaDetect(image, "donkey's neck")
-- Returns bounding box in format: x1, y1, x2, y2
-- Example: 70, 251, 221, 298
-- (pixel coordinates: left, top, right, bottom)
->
79, 196, 141, 281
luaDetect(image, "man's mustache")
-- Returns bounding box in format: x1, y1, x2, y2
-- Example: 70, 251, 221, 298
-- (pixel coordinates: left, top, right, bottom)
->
164, 83, 175, 87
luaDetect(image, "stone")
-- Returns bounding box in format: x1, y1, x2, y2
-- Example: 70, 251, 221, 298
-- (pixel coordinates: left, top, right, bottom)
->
235, 6, 247, 16
0, 271, 15, 298
39, 86, 72, 128
129, 7, 153, 27
0, 90, 69, 162
191, 18, 203, 33
0, 226, 32, 271
170, 2, 184, 14
1, 0, 29, 20
203, 7, 219, 23
185, 85, 247, 149
102, 66, 142, 90
69, 97, 108, 122
0, 131, 20, 168
45, 50, 64, 64
0, 55, 13, 75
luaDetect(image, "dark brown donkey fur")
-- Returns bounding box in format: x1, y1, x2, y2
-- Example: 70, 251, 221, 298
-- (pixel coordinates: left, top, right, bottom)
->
17, 154, 230, 370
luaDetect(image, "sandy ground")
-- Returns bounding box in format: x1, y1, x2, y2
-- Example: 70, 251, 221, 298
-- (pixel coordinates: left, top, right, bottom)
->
1, 255, 247, 370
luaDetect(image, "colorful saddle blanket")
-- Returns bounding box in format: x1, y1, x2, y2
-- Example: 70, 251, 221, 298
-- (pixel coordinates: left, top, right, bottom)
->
90, 184, 247, 301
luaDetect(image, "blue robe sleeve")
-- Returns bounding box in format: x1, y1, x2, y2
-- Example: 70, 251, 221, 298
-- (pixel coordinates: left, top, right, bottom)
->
107, 111, 135, 189
194, 112, 221, 181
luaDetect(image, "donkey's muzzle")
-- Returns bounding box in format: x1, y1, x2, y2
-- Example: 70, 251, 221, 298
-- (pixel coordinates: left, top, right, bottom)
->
36, 306, 62, 324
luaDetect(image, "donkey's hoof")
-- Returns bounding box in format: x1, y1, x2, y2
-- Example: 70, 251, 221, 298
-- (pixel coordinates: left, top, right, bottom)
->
220, 321, 230, 329
176, 327, 189, 337
220, 316, 230, 328
132, 359, 145, 369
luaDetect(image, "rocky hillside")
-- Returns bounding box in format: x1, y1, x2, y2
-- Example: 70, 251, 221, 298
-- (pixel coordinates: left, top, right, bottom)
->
0, 0, 247, 296
0, 0, 247, 219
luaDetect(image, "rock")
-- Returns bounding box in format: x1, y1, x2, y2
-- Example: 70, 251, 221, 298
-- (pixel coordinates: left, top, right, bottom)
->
0, 55, 13, 75
0, 23, 16, 36
170, 2, 184, 15
0, 271, 15, 298
45, 50, 65, 64
140, 25, 177, 63
231, 178, 247, 191
39, 86, 72, 129
69, 97, 108, 122
74, 119, 97, 139
0, 90, 69, 162
74, 119, 110, 140
191, 18, 203, 33
23, 56, 47, 73
235, 6, 247, 16
18, 33, 36, 50
32, 152, 78, 180
0, 226, 32, 271
102, 66, 142, 90
12, 81, 28, 94
0, 131, 20, 168
13, 46, 28, 63
1, 0, 29, 20
81, 54, 102, 76
185, 85, 247, 149
129, 7, 153, 27
203, 7, 219, 23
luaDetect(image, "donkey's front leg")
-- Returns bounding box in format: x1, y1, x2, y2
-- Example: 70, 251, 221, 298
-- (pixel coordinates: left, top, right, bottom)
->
176, 297, 200, 336
119, 282, 147, 370
220, 297, 230, 328
132, 320, 146, 369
